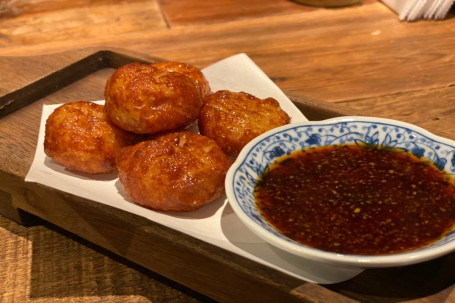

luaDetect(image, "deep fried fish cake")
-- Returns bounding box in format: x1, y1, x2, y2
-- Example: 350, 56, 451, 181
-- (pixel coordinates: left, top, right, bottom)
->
117, 131, 230, 212
104, 62, 203, 134
152, 61, 211, 98
44, 101, 139, 174
198, 90, 291, 157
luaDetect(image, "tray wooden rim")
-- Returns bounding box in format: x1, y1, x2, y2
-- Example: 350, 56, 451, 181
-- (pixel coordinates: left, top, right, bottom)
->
0, 48, 360, 303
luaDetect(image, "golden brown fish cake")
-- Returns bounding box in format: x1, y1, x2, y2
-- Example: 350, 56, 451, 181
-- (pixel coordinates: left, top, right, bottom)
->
44, 101, 139, 174
117, 131, 231, 212
104, 62, 203, 134
198, 90, 291, 157
152, 61, 211, 98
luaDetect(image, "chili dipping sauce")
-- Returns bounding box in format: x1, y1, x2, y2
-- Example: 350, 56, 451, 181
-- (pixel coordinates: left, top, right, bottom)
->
254, 144, 455, 255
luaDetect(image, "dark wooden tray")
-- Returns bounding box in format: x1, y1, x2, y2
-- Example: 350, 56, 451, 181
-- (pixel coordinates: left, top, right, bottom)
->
1, 48, 453, 303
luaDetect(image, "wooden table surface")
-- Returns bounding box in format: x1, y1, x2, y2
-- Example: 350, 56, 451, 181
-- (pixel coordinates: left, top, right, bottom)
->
1, 0, 455, 302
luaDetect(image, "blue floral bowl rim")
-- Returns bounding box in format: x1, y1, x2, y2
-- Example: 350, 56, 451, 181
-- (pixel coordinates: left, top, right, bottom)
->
225, 116, 455, 268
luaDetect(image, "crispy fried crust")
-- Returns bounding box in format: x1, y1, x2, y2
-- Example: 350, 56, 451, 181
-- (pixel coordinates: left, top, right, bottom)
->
198, 90, 291, 157
152, 61, 211, 98
44, 101, 139, 174
104, 62, 203, 134
117, 131, 231, 211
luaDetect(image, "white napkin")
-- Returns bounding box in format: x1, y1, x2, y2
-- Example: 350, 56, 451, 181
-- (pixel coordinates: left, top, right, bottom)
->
25, 53, 363, 284
381, 0, 454, 21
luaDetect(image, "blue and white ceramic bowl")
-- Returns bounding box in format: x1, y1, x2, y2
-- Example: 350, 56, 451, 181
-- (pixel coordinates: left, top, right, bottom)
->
225, 116, 455, 268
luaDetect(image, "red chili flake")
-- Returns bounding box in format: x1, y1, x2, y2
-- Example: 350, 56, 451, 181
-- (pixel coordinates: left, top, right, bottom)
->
254, 144, 455, 255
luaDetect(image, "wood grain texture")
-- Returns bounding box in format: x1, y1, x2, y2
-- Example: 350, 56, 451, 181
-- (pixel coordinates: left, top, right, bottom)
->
0, 48, 359, 303
0, 0, 144, 16
1, 1, 453, 135
159, 0, 318, 26
0, 48, 163, 119
0, 214, 211, 303
336, 86, 455, 141
0, 0, 455, 302
2, 48, 455, 303
0, 1, 453, 143
0, 0, 166, 47
0, 49, 163, 177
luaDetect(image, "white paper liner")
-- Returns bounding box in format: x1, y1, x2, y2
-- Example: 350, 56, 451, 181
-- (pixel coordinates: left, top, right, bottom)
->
25, 53, 363, 284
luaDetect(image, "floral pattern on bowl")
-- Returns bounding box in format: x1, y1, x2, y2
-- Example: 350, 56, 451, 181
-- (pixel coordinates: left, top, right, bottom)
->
226, 116, 455, 268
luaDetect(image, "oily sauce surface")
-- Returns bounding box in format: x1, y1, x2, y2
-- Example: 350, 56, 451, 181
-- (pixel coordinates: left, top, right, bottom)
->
254, 144, 455, 255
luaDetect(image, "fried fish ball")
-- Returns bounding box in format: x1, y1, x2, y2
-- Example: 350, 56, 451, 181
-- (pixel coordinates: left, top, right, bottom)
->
44, 101, 139, 174
104, 62, 203, 134
152, 61, 211, 98
117, 131, 231, 212
198, 90, 291, 157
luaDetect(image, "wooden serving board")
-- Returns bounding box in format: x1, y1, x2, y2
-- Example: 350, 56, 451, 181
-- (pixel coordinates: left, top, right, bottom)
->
1, 48, 454, 303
